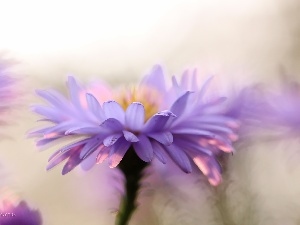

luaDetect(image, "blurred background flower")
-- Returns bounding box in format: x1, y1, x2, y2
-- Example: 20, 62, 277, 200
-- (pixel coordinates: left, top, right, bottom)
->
0, 200, 42, 225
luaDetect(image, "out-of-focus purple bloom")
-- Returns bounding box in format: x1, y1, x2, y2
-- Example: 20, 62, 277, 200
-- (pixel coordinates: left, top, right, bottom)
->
0, 200, 42, 225
266, 75, 300, 134
226, 74, 300, 137
30, 65, 238, 186
0, 64, 17, 125
225, 84, 273, 132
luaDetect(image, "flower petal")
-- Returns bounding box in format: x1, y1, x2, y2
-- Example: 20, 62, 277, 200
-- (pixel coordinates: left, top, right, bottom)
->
140, 65, 166, 93
133, 134, 153, 162
170, 91, 193, 116
86, 93, 105, 121
143, 110, 176, 132
197, 76, 214, 100
148, 131, 173, 145
108, 137, 131, 168
103, 133, 123, 147
96, 145, 110, 163
172, 127, 215, 137
103, 101, 125, 124
48, 139, 89, 162
125, 102, 145, 131
100, 118, 123, 131
47, 145, 83, 171
62, 150, 83, 175
151, 140, 167, 164
123, 130, 139, 142
67, 76, 82, 108
79, 137, 102, 159
35, 89, 69, 109
80, 147, 101, 171
164, 144, 192, 173
192, 153, 222, 186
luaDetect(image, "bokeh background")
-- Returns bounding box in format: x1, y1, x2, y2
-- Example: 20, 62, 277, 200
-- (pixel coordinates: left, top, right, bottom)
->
0, 0, 300, 224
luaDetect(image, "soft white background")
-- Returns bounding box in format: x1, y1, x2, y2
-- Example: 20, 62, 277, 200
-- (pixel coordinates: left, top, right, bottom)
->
0, 0, 300, 224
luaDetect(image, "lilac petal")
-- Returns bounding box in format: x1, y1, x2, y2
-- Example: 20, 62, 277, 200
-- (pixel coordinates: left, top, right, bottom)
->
36, 137, 60, 147
172, 76, 180, 89
80, 148, 100, 171
125, 102, 145, 131
48, 139, 89, 161
96, 145, 110, 163
148, 131, 173, 145
31, 105, 63, 123
86, 93, 105, 120
62, 150, 83, 175
123, 130, 139, 142
170, 91, 193, 116
172, 127, 215, 137
182, 123, 234, 134
36, 89, 69, 109
43, 121, 83, 135
140, 65, 166, 93
103, 101, 125, 124
164, 144, 192, 173
28, 127, 51, 138
194, 115, 236, 125
100, 118, 123, 131
191, 69, 198, 91
174, 138, 213, 156
197, 76, 213, 100
103, 133, 123, 147
143, 111, 176, 132
47, 146, 81, 171
192, 154, 222, 186
133, 134, 153, 162
108, 137, 131, 168
67, 76, 82, 108
180, 70, 189, 89
79, 138, 102, 159
151, 140, 167, 164
65, 127, 104, 135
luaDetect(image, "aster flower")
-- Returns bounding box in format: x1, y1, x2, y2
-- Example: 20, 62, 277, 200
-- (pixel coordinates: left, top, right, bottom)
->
30, 65, 238, 224
0, 200, 42, 225
30, 65, 238, 185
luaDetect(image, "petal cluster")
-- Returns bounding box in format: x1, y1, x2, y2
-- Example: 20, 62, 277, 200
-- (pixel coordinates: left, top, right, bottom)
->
30, 65, 238, 185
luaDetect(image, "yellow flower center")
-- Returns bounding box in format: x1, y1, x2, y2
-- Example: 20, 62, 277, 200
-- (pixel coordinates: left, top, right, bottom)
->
117, 85, 161, 121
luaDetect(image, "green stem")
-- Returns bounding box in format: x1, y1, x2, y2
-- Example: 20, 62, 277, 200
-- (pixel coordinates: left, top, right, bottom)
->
115, 147, 148, 225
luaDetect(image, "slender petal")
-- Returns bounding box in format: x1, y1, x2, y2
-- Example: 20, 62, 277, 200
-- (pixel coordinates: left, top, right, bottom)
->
170, 91, 192, 116
143, 111, 176, 132
123, 130, 139, 142
125, 102, 145, 131
86, 93, 105, 121
133, 134, 153, 162
103, 101, 125, 124
148, 131, 173, 145
108, 138, 131, 168
164, 144, 192, 173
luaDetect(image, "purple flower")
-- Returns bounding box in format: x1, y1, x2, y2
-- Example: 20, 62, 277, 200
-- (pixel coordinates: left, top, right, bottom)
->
0, 64, 17, 125
30, 65, 238, 186
226, 74, 300, 137
0, 200, 42, 225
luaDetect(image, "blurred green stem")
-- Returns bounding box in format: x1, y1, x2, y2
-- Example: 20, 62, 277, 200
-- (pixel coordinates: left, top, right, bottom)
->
116, 148, 148, 225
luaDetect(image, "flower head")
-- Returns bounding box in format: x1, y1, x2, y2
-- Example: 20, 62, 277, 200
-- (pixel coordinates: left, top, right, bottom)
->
30, 65, 238, 185
0, 200, 42, 225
